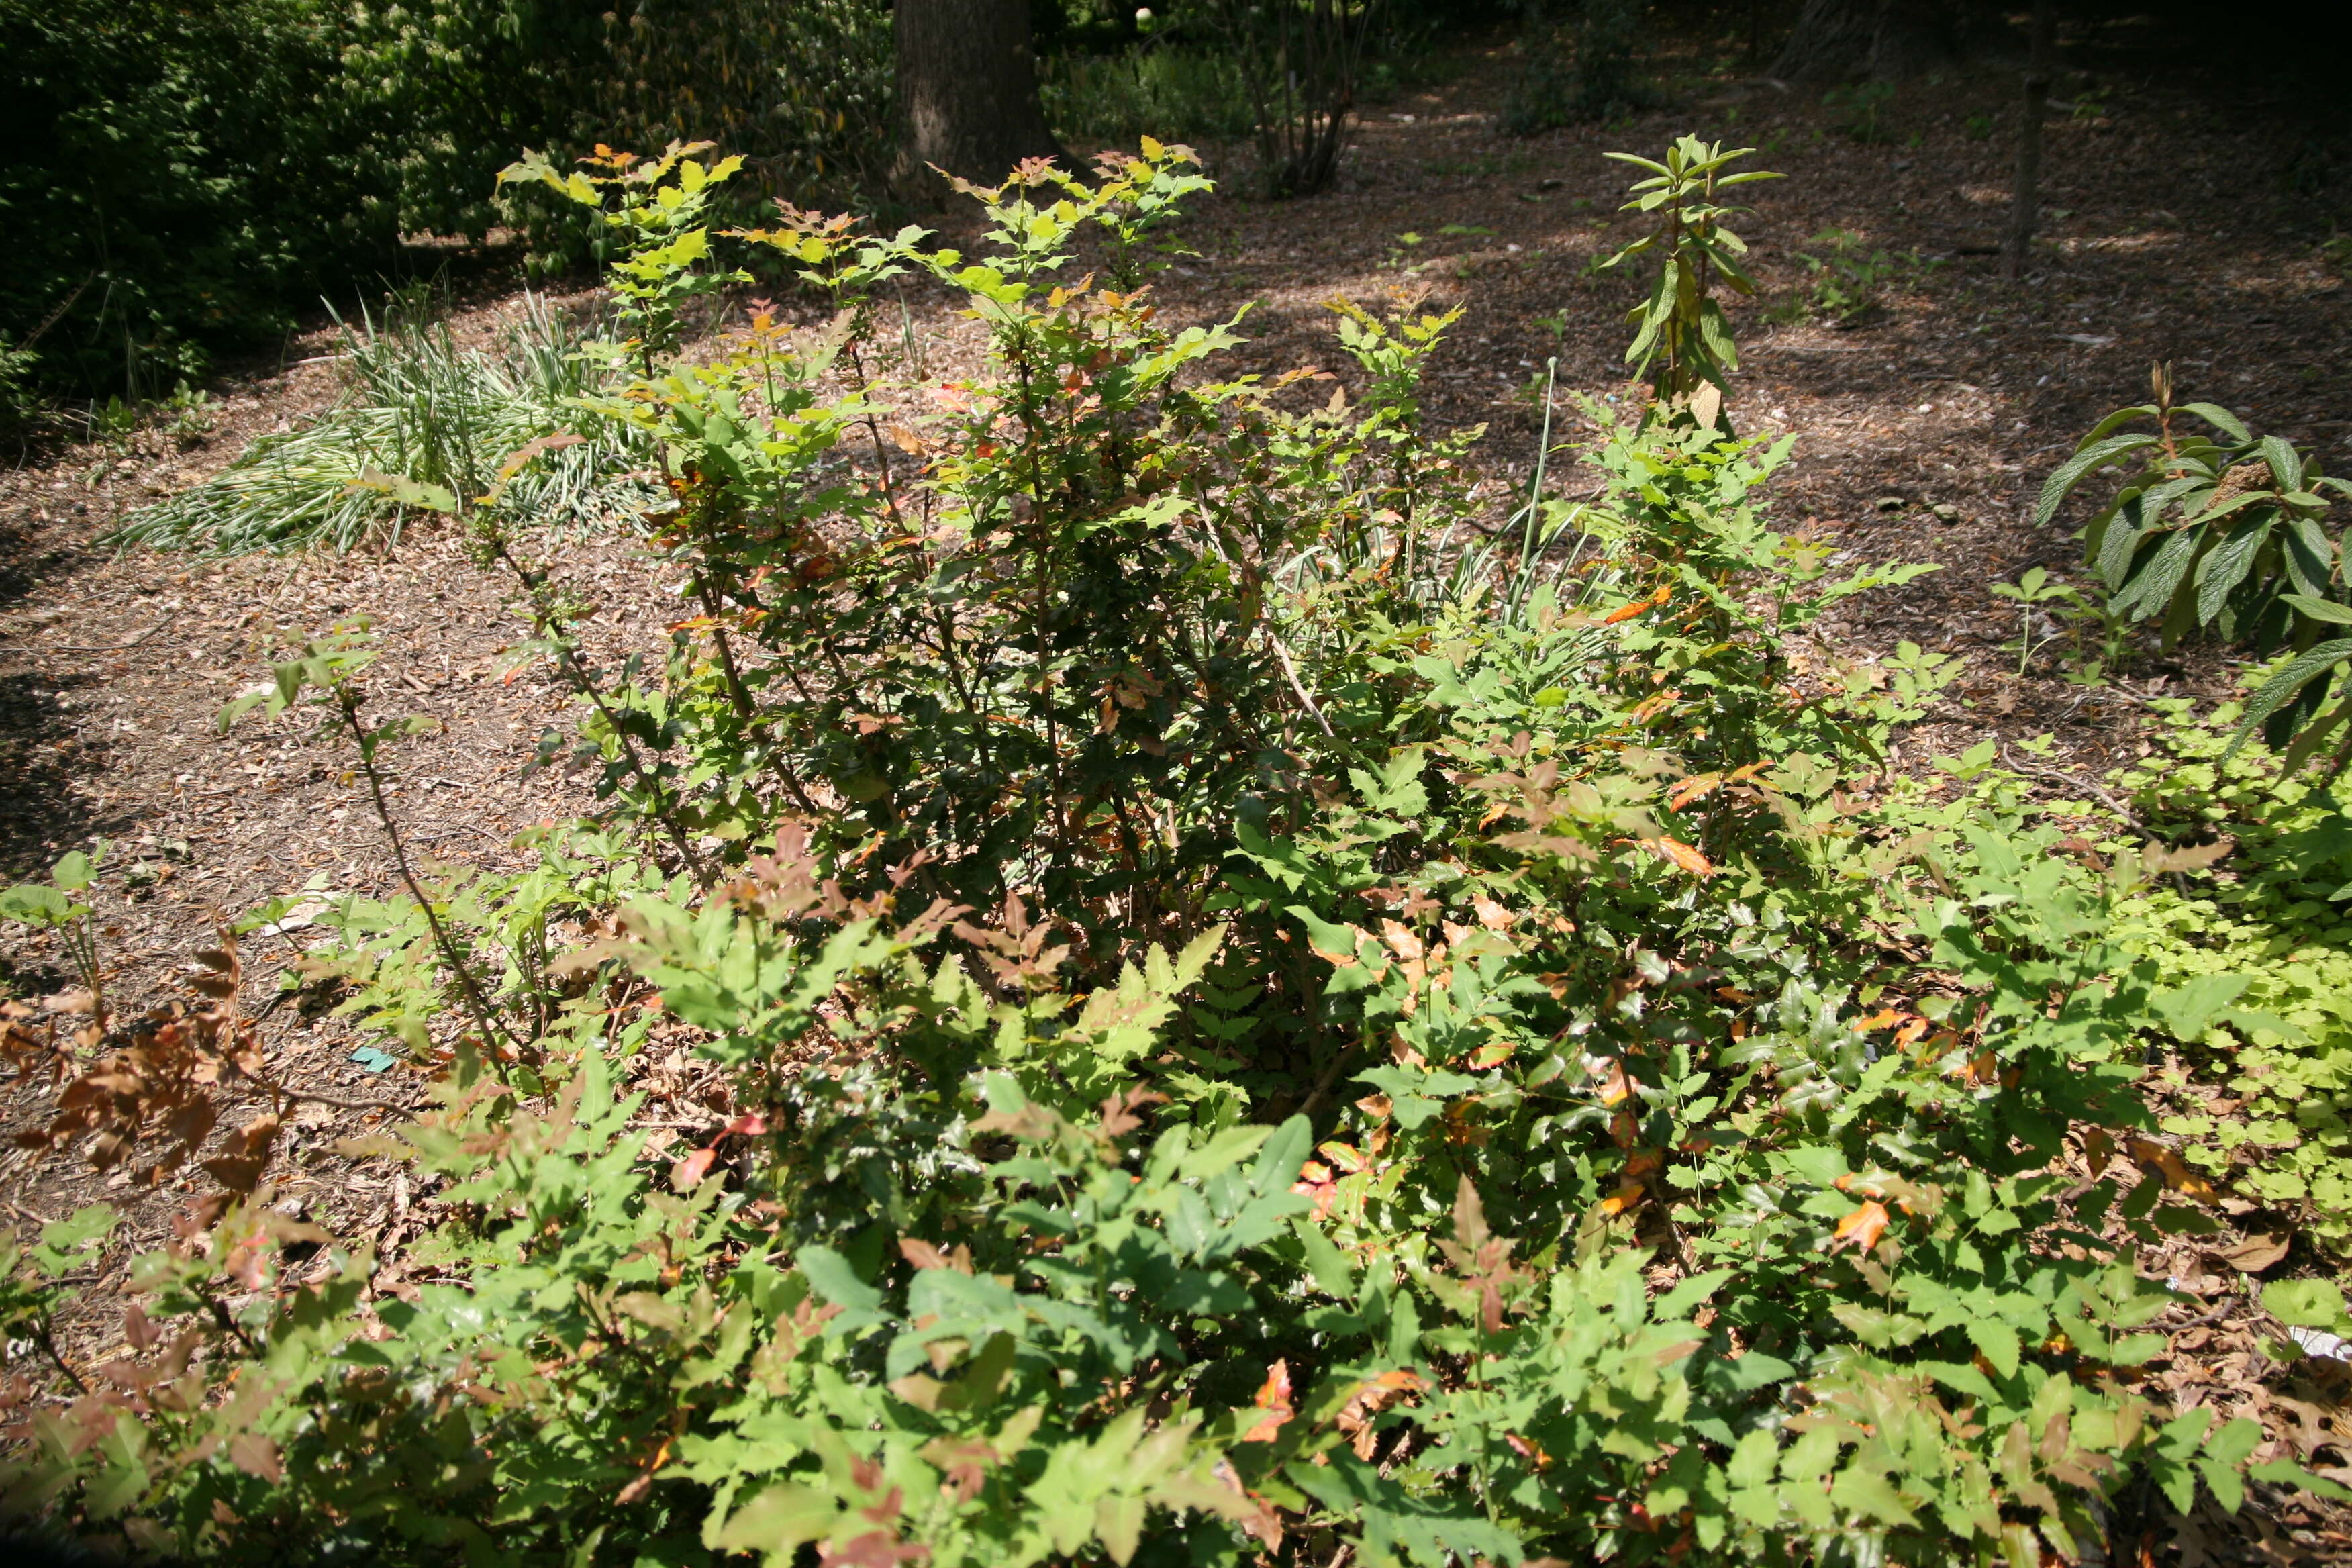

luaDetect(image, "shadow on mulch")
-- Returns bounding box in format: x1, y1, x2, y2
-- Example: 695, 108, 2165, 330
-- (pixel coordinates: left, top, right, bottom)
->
0, 665, 119, 881
0, 518, 127, 877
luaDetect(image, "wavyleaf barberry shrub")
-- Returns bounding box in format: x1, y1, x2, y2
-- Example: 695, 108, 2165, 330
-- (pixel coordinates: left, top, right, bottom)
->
3, 140, 2337, 1565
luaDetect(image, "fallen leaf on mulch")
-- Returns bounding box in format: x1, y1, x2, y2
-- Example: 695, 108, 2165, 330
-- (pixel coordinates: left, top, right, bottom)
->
2214, 1228, 2294, 1273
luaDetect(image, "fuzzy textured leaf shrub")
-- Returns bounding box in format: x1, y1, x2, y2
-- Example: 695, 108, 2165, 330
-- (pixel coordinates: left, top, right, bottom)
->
1595, 138, 1779, 418
7, 139, 2339, 1567
2042, 366, 2352, 769
506, 140, 1377, 930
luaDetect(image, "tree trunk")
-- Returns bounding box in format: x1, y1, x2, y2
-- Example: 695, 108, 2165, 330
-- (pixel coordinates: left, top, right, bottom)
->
1768, 0, 1961, 82
2002, 0, 2054, 280
892, 0, 1065, 199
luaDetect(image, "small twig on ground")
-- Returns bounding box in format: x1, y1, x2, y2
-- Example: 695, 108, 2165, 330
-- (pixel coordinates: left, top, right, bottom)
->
2000, 740, 2146, 831
0, 615, 177, 656
277, 1085, 415, 1115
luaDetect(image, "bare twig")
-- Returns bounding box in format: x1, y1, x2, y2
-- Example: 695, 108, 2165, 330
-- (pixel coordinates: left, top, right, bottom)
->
0, 614, 177, 656
480, 534, 716, 881
1999, 740, 2144, 830
1269, 632, 1338, 740
272, 1083, 415, 1116
29, 1322, 89, 1397
336, 686, 519, 1056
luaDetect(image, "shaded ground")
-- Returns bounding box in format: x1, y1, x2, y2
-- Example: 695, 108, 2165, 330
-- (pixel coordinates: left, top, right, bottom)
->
2, 11, 2350, 1559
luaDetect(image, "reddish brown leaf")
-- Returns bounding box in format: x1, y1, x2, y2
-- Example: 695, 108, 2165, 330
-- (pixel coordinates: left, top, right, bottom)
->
1240, 1360, 1294, 1443
227, 1431, 283, 1483
2128, 1138, 2218, 1204
1095, 1085, 1167, 1140
1336, 1369, 1426, 1459
1833, 1200, 1891, 1253
1598, 1179, 1645, 1216
669, 1147, 716, 1191
1647, 838, 1715, 877
2213, 1229, 2291, 1273
1451, 1174, 1491, 1253
1290, 1161, 1338, 1222
1604, 587, 1671, 624
818, 1529, 930, 1568
897, 1238, 973, 1274
922, 1437, 997, 1504
1667, 773, 1724, 812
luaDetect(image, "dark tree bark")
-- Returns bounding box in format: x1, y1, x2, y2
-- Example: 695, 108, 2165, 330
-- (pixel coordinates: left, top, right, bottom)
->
891, 0, 1065, 199
2002, 0, 2055, 280
1768, 0, 1962, 81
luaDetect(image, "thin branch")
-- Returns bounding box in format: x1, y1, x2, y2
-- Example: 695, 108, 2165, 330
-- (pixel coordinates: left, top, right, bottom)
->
30, 1321, 88, 1397
0, 615, 177, 656
485, 538, 716, 882
336, 687, 518, 1057
1999, 740, 2145, 831
1269, 632, 1338, 740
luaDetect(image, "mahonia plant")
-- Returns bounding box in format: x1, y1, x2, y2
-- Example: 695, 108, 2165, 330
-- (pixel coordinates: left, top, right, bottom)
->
1, 138, 2337, 1568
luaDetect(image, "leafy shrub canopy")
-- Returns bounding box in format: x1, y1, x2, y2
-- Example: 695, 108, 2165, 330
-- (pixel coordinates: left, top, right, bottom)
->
0, 0, 890, 414
1, 141, 2335, 1568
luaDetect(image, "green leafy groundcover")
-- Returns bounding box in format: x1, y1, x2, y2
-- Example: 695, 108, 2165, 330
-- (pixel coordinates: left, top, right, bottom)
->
2105, 690, 2352, 1251
0, 142, 2337, 1565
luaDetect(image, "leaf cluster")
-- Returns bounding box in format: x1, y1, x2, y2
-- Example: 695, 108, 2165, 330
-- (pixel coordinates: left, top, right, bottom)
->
1596, 138, 1781, 415
1, 140, 2331, 1568
2041, 366, 2352, 769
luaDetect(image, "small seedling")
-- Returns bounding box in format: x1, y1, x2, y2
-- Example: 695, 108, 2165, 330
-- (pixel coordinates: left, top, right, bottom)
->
0, 844, 109, 1026
223, 625, 515, 1055
1990, 566, 2094, 677
1822, 81, 1896, 144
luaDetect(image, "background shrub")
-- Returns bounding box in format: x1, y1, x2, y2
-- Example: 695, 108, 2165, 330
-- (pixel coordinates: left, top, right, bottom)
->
0, 0, 397, 404
1042, 44, 1261, 148
0, 0, 893, 420
1036, 0, 1480, 192
1499, 0, 1656, 136
598, 0, 895, 232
